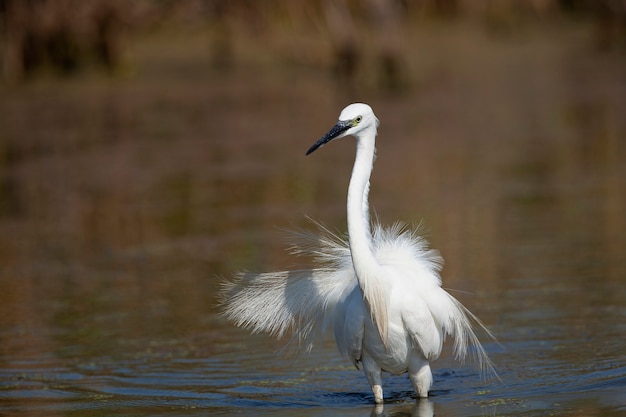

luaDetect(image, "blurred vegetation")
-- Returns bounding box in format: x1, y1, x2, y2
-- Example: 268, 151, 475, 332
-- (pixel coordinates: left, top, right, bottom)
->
1, 0, 625, 86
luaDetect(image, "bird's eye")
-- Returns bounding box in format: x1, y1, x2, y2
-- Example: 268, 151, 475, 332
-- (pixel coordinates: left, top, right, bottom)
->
355, 116, 363, 124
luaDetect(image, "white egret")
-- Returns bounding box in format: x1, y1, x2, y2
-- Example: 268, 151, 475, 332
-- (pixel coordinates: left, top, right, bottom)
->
220, 103, 495, 403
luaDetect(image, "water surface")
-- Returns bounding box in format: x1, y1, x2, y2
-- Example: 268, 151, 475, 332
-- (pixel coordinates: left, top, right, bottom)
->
1, 24, 625, 416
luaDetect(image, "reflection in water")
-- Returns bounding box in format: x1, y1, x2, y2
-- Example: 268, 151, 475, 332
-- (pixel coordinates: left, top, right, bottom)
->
0, 21, 625, 417
370, 399, 434, 417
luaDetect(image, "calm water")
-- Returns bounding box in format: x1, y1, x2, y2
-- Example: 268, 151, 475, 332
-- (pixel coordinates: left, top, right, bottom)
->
1, 25, 625, 416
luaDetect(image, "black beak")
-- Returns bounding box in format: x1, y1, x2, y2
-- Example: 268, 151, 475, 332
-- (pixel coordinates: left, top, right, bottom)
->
306, 121, 351, 155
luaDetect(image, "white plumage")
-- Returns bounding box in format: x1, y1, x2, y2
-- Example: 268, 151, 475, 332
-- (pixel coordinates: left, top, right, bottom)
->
220, 103, 495, 403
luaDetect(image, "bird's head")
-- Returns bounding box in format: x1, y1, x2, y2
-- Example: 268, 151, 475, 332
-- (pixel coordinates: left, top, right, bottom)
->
306, 103, 379, 155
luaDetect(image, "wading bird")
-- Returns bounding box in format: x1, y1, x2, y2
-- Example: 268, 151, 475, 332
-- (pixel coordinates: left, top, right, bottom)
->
220, 103, 494, 403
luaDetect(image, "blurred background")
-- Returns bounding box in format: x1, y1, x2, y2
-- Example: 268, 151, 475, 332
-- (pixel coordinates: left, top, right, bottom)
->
0, 1, 625, 416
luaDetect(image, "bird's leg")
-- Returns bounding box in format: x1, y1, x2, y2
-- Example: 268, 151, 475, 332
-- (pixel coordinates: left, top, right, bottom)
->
362, 353, 384, 404
408, 355, 432, 398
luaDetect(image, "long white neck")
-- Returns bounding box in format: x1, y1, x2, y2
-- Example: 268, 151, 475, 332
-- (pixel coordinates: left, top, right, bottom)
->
347, 137, 376, 274
347, 128, 388, 342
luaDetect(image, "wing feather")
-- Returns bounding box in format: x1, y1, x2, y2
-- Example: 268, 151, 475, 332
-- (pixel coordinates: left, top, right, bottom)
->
219, 222, 357, 353
220, 220, 496, 378
372, 222, 497, 378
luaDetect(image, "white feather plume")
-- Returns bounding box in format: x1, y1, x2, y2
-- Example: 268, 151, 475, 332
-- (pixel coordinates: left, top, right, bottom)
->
219, 220, 496, 377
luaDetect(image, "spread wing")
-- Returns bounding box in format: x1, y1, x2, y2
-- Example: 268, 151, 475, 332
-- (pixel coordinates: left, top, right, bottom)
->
219, 221, 358, 353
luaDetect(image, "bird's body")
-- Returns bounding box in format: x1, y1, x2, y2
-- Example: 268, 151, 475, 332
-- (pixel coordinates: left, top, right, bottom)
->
220, 103, 494, 403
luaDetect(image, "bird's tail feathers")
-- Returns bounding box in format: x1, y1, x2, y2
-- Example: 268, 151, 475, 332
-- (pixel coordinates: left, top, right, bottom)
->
446, 295, 499, 381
